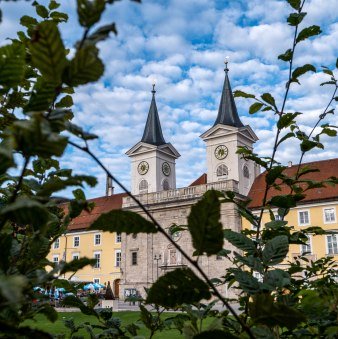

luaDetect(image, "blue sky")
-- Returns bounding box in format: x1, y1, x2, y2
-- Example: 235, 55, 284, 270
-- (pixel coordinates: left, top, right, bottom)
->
1, 0, 338, 198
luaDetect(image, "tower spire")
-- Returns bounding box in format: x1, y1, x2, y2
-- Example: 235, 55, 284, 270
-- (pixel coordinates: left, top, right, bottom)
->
213, 59, 244, 128
141, 83, 166, 146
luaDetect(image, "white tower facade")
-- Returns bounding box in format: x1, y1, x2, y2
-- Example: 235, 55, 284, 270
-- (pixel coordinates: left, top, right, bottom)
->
126, 85, 180, 195
200, 63, 259, 196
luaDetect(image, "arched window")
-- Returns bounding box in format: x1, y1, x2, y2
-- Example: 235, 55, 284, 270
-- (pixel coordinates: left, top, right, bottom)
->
139, 180, 148, 192
216, 164, 228, 177
162, 179, 170, 191
243, 165, 250, 179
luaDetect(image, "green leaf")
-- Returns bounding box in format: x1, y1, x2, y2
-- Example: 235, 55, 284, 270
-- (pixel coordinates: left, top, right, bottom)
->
35, 5, 49, 18
0, 197, 50, 229
296, 25, 322, 43
232, 269, 260, 294
29, 21, 67, 83
336, 57, 338, 69
50, 11, 69, 23
55, 95, 73, 108
262, 235, 289, 266
89, 209, 158, 234
265, 220, 288, 229
60, 257, 96, 275
0, 43, 26, 88
0, 146, 15, 175
194, 330, 237, 339
287, 0, 301, 10
146, 268, 211, 308
261, 93, 276, 109
77, 0, 105, 28
65, 122, 98, 140
223, 229, 256, 255
278, 49, 293, 62
292, 64, 316, 80
269, 194, 304, 208
187, 190, 223, 256
24, 78, 56, 112
63, 45, 104, 86
249, 102, 263, 114
86, 23, 117, 45
62, 295, 98, 317
300, 139, 319, 152
277, 112, 301, 129
265, 166, 286, 185
265, 269, 290, 288
20, 15, 38, 28
233, 90, 255, 99
49, 0, 60, 10
287, 12, 306, 26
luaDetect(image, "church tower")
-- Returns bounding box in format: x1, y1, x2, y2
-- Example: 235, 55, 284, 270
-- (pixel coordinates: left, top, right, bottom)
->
200, 61, 259, 196
126, 84, 180, 195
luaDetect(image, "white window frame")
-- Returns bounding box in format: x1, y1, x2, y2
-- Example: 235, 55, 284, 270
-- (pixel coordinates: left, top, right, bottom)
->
298, 210, 310, 226
72, 252, 79, 260
53, 255, 59, 263
253, 271, 263, 282
300, 235, 312, 255
53, 238, 60, 249
115, 250, 121, 267
116, 232, 122, 243
73, 236, 80, 247
326, 234, 338, 255
94, 233, 101, 246
216, 164, 228, 178
323, 207, 336, 224
94, 251, 101, 269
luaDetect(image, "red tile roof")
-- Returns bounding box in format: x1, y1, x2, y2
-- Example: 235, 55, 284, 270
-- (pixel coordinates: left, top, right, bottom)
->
248, 158, 338, 209
189, 173, 207, 186
66, 193, 127, 231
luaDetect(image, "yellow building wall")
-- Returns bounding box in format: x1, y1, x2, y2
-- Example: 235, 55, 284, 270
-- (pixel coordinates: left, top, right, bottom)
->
242, 201, 338, 262
48, 230, 122, 287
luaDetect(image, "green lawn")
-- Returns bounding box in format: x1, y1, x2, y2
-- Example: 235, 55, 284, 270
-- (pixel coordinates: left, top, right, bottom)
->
23, 311, 185, 338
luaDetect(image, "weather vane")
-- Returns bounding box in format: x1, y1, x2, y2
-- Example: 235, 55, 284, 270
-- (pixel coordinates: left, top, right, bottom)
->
152, 78, 156, 93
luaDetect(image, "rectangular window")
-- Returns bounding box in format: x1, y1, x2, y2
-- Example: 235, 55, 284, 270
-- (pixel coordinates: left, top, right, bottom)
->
324, 208, 336, 223
73, 236, 80, 247
115, 250, 121, 267
298, 210, 310, 225
301, 236, 311, 255
94, 252, 101, 268
131, 252, 137, 266
253, 271, 263, 282
53, 238, 60, 249
327, 235, 338, 255
72, 253, 79, 260
94, 233, 101, 245
93, 278, 100, 284
116, 232, 122, 243
53, 255, 59, 263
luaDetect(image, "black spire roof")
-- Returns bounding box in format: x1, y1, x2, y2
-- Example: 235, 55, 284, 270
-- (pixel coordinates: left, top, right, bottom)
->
213, 62, 244, 128
141, 84, 166, 146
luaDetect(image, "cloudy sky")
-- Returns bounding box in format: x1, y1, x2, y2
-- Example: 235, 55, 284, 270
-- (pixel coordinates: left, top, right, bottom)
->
1, 0, 338, 198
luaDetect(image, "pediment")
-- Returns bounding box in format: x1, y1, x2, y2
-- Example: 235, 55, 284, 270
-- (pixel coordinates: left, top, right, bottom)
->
125, 142, 157, 156
200, 124, 237, 140
238, 126, 259, 142
158, 143, 181, 158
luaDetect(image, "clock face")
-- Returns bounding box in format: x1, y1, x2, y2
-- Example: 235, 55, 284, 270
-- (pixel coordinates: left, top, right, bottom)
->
214, 145, 228, 160
162, 162, 171, 176
137, 161, 149, 175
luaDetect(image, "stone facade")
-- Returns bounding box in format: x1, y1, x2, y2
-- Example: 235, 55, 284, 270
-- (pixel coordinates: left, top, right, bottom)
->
120, 180, 243, 299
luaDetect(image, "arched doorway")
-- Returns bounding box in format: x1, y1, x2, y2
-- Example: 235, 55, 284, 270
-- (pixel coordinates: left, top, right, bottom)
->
113, 279, 120, 299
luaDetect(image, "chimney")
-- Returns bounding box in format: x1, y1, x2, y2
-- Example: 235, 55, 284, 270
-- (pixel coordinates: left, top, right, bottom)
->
288, 161, 292, 168
106, 174, 114, 196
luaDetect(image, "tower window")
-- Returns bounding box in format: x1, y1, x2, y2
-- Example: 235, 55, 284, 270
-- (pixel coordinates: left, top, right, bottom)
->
139, 180, 148, 192
162, 179, 170, 191
216, 164, 228, 177
243, 165, 249, 178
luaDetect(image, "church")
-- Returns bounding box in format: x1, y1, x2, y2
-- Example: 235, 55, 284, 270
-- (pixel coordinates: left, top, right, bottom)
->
48, 62, 338, 299
120, 63, 259, 298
